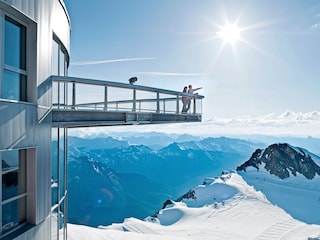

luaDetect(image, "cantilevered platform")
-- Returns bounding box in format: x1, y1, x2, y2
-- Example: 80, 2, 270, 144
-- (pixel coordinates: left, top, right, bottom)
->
51, 76, 204, 128
52, 110, 202, 128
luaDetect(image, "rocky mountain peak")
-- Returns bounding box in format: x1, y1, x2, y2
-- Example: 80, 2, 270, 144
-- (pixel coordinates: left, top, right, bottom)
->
237, 143, 320, 179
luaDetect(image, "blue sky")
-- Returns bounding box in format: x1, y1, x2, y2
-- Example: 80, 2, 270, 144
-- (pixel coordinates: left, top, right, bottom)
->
64, 0, 320, 136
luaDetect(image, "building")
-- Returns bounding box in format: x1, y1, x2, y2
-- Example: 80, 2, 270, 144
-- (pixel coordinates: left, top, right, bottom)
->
0, 0, 203, 239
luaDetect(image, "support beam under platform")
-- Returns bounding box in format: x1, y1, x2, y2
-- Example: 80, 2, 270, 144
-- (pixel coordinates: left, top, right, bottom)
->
52, 109, 202, 128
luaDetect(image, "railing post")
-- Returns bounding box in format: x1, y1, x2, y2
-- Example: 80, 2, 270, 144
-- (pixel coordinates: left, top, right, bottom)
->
132, 89, 136, 112
104, 86, 108, 111
176, 96, 179, 114
64, 82, 68, 109
156, 92, 160, 113
193, 97, 196, 115
72, 82, 76, 109
58, 81, 60, 108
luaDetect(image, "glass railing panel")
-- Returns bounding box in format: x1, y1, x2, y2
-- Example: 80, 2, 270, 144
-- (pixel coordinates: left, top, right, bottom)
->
51, 76, 203, 115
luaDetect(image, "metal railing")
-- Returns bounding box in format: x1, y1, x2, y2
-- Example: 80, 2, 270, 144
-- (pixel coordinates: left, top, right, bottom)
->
51, 76, 204, 115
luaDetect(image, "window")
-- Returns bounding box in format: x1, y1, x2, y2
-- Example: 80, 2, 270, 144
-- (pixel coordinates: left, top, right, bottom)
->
52, 37, 69, 107
51, 35, 69, 240
2, 16, 27, 101
1, 150, 27, 235
51, 128, 67, 240
52, 37, 68, 77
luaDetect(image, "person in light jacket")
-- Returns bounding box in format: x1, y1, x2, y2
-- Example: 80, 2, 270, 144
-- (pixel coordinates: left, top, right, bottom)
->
185, 85, 202, 112
181, 86, 188, 113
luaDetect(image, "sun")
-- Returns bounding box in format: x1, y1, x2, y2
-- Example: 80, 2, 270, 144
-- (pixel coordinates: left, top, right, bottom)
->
217, 23, 241, 45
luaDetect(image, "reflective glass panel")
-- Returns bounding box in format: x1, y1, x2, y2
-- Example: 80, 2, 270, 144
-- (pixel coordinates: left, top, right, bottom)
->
2, 196, 26, 234
52, 129, 59, 206
59, 129, 65, 199
4, 17, 26, 70
2, 70, 20, 100
59, 49, 65, 76
52, 40, 59, 75
2, 68, 27, 101
2, 150, 26, 201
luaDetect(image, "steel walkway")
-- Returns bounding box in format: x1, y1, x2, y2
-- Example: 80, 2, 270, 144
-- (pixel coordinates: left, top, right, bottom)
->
51, 76, 204, 128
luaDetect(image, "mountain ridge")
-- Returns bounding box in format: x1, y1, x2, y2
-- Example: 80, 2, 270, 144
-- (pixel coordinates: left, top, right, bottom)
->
237, 143, 320, 179
237, 143, 320, 224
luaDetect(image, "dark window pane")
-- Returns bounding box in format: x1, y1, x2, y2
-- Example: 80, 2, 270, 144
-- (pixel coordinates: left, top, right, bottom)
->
4, 17, 26, 70
59, 48, 65, 76
52, 187, 58, 206
59, 130, 65, 199
52, 40, 59, 75
20, 74, 27, 101
52, 130, 59, 206
2, 150, 26, 201
2, 197, 26, 233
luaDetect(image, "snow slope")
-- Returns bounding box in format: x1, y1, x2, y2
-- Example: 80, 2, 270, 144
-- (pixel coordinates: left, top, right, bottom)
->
237, 143, 320, 224
68, 172, 320, 240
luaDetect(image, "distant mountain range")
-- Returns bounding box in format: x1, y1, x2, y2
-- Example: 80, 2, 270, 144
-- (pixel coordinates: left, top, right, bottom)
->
65, 135, 263, 227
68, 156, 171, 227
72, 131, 320, 154
64, 134, 320, 227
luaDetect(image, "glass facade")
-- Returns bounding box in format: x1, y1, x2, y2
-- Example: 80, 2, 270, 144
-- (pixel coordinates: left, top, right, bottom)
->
1, 1, 71, 239
51, 128, 67, 240
1, 150, 27, 235
0, 8, 35, 238
2, 17, 27, 102
51, 37, 68, 240
4, 17, 26, 70
52, 37, 69, 107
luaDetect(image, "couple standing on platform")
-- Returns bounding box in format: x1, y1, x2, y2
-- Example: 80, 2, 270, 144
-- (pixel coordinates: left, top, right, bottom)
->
181, 85, 202, 113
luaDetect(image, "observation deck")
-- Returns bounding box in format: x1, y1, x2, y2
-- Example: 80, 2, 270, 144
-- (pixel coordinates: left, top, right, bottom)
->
51, 76, 204, 128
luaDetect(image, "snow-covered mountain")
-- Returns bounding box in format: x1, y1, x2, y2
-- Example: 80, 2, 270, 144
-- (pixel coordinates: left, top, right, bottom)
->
65, 135, 320, 239
237, 143, 320, 179
66, 136, 263, 226
237, 143, 320, 224
68, 172, 320, 240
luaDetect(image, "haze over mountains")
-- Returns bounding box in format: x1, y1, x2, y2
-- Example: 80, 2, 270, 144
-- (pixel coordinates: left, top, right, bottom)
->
66, 135, 262, 226
64, 132, 320, 239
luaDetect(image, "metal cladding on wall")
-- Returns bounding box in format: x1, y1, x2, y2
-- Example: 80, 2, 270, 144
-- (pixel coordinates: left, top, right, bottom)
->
0, 0, 70, 239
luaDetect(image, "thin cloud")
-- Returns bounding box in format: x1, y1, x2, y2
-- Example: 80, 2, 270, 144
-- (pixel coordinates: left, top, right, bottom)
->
309, 23, 320, 31
71, 57, 156, 66
199, 110, 320, 136
133, 72, 206, 77
68, 111, 320, 138
206, 110, 320, 126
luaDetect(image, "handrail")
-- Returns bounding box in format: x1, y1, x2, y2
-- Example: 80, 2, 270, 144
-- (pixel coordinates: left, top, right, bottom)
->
51, 75, 204, 115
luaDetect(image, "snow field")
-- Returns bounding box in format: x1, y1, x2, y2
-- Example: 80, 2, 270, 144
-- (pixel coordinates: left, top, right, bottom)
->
68, 173, 320, 240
